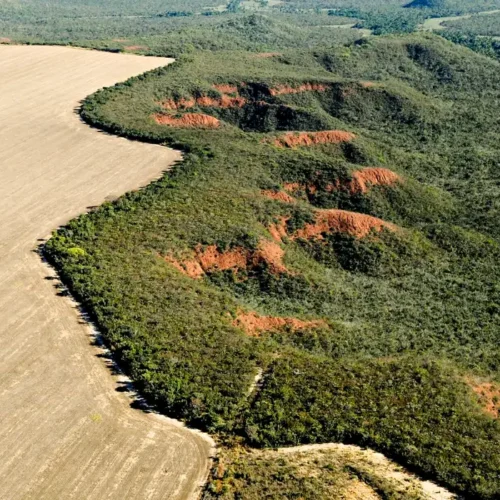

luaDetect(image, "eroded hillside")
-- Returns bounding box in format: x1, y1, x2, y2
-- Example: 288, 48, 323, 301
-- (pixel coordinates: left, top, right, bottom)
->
45, 34, 500, 499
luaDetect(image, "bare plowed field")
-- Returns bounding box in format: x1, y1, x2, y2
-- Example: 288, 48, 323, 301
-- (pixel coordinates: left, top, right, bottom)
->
0, 45, 212, 500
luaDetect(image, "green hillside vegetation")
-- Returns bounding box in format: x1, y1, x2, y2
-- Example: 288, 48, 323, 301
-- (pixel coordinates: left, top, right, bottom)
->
0, 7, 363, 54
2, 0, 500, 62
44, 34, 500, 499
443, 11, 500, 36
440, 31, 500, 60
203, 446, 430, 499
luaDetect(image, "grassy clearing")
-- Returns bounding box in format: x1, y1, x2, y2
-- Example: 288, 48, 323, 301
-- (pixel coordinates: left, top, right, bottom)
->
203, 445, 438, 499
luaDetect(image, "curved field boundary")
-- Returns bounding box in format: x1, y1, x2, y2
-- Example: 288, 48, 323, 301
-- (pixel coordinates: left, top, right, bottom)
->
0, 45, 213, 500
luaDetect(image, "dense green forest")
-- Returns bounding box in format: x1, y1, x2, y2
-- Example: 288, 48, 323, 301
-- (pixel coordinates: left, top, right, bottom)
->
1, 0, 500, 46
43, 33, 500, 498
441, 31, 500, 60
443, 11, 500, 35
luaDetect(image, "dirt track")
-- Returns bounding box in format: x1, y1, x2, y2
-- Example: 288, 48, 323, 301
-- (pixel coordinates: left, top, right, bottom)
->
0, 45, 213, 500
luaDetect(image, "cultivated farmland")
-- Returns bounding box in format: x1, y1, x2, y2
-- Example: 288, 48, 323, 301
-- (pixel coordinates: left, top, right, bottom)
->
0, 45, 212, 500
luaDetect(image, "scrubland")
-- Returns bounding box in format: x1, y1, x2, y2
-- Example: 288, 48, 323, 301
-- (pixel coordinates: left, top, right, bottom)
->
45, 35, 500, 499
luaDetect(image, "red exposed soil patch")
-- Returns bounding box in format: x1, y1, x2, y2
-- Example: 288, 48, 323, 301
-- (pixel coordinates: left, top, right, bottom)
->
196, 245, 248, 272
269, 82, 329, 96
294, 209, 395, 240
283, 168, 400, 197
153, 113, 220, 129
470, 382, 500, 418
160, 95, 246, 110
163, 240, 288, 278
360, 81, 375, 88
124, 45, 149, 51
283, 182, 319, 195
197, 95, 247, 108
0, 37, 11, 44
213, 84, 239, 94
283, 182, 303, 192
234, 311, 326, 336
163, 256, 205, 279
271, 130, 355, 148
252, 240, 288, 274
261, 190, 296, 203
160, 98, 197, 110
268, 217, 289, 243
349, 167, 401, 194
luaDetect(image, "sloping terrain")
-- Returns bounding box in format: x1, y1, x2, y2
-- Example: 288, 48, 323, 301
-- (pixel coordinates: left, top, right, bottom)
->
203, 444, 454, 499
0, 45, 212, 499
46, 35, 500, 498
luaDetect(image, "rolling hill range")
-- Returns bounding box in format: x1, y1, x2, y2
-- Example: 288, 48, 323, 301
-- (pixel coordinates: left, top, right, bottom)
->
45, 34, 500, 499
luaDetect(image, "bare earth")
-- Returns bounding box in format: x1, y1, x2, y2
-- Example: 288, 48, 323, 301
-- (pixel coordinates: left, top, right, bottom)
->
0, 45, 213, 500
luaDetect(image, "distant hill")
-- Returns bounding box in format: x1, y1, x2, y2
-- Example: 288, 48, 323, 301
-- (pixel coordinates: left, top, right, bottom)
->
404, 0, 500, 13
404, 0, 445, 9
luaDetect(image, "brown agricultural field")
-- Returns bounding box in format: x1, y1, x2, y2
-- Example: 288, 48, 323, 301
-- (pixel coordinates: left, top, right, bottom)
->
0, 45, 213, 500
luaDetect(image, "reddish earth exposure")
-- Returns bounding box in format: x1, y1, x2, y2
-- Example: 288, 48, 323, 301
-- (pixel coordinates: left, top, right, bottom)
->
153, 113, 220, 129
160, 98, 197, 110
283, 182, 303, 192
164, 240, 288, 278
294, 209, 395, 240
471, 382, 500, 418
197, 95, 247, 108
213, 84, 239, 94
234, 311, 326, 336
160, 95, 246, 110
252, 240, 288, 274
271, 130, 355, 148
163, 255, 205, 279
268, 217, 289, 243
283, 168, 400, 197
197, 245, 248, 272
0, 37, 11, 44
270, 82, 329, 96
283, 182, 319, 195
349, 167, 401, 194
261, 190, 296, 203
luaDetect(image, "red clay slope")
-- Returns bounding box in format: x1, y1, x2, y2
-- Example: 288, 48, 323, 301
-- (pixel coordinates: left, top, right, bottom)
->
153, 113, 220, 129
294, 209, 395, 240
271, 131, 355, 148
234, 311, 326, 336
163, 240, 288, 278
269, 82, 329, 96
349, 167, 401, 194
